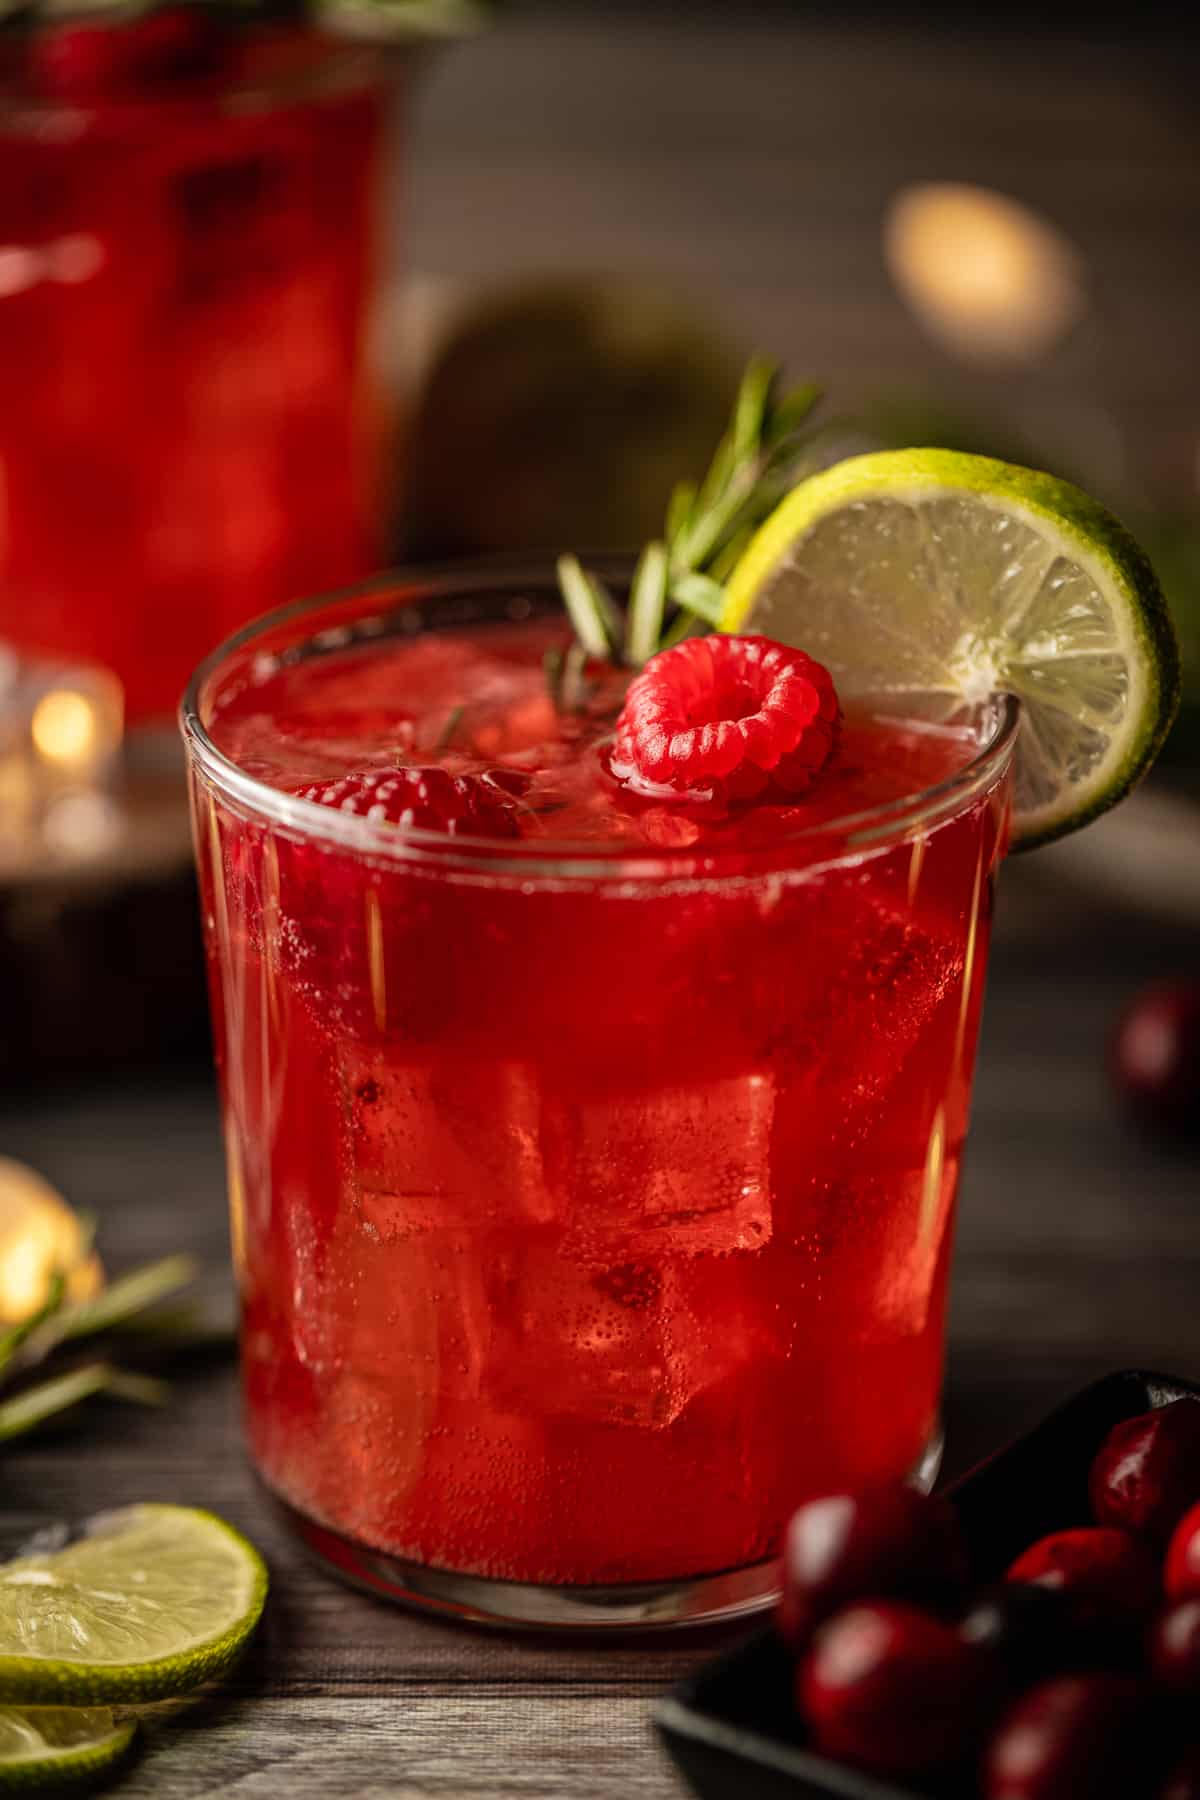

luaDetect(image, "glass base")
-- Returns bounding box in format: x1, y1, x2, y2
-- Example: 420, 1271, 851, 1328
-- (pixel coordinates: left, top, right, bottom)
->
265, 1424, 944, 1633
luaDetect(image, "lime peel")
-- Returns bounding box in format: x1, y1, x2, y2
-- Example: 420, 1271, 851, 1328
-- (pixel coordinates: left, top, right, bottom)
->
0, 1504, 267, 1706
723, 449, 1180, 848
0, 1707, 136, 1792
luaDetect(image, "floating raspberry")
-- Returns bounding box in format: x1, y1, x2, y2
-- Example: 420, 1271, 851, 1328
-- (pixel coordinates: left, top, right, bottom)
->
298, 768, 521, 839
611, 634, 839, 801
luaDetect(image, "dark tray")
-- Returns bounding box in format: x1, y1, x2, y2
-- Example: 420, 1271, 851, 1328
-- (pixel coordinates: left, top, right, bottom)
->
655, 1369, 1200, 1800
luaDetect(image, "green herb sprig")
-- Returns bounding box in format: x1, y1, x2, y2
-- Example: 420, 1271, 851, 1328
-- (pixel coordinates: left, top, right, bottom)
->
0, 1251, 224, 1443
555, 358, 822, 672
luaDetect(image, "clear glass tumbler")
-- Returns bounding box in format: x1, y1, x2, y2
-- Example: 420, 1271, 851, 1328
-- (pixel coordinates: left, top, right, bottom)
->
182, 566, 1017, 1629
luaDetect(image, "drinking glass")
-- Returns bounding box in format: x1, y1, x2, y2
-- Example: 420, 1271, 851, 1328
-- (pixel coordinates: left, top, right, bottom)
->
0, 29, 397, 725
182, 565, 1017, 1629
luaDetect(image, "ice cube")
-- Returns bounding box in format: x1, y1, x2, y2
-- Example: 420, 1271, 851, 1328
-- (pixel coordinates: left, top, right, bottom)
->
485, 1246, 682, 1429
871, 1124, 961, 1338
340, 1050, 556, 1236
299, 1219, 494, 1399
543, 1071, 774, 1260
487, 1240, 784, 1433
768, 898, 966, 1191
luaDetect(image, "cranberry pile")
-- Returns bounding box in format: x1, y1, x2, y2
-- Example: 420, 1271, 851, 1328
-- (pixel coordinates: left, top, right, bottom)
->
779, 1399, 1200, 1798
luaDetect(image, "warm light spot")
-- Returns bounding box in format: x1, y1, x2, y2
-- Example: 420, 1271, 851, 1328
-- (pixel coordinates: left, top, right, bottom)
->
262, 836, 282, 1035
0, 1156, 103, 1326
42, 792, 121, 858
954, 843, 985, 1069
206, 799, 231, 959
907, 832, 927, 909
0, 246, 39, 300
47, 233, 104, 286
918, 1106, 946, 1248
365, 886, 387, 1032
885, 182, 1085, 363
32, 689, 99, 766
0, 754, 33, 842
225, 1120, 248, 1287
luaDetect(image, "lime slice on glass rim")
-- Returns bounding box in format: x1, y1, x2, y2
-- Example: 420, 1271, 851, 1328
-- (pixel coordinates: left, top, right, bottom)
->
0, 1708, 135, 1791
722, 449, 1180, 847
0, 1505, 267, 1705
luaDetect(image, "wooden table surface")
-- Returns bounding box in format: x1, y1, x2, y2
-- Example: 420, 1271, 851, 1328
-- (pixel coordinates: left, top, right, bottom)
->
3, 9, 1199, 1798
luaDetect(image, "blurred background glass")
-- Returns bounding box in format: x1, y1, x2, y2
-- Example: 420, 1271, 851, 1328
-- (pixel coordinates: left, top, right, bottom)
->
0, 29, 395, 727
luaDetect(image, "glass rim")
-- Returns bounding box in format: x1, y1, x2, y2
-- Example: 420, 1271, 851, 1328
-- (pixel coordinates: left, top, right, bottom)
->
179, 556, 1021, 883
0, 32, 395, 130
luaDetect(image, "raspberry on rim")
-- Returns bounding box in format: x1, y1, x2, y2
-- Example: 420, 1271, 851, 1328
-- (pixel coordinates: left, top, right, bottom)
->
298, 768, 521, 839
611, 633, 839, 801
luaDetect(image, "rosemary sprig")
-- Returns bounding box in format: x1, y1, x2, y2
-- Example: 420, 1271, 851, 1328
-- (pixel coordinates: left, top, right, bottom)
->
0, 1251, 212, 1443
433, 703, 465, 752
554, 358, 823, 674
0, 1272, 66, 1378
556, 555, 623, 661
0, 1363, 168, 1444
51, 1253, 197, 1346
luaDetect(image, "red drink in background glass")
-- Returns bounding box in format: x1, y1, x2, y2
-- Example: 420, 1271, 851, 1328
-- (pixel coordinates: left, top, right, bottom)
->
182, 569, 1016, 1628
0, 28, 394, 724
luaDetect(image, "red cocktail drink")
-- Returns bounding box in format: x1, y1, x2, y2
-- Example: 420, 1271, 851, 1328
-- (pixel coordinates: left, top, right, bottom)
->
183, 569, 1015, 1627
0, 26, 393, 724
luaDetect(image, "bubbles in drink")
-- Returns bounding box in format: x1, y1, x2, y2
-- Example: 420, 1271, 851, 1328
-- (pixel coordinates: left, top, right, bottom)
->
204, 614, 1006, 1582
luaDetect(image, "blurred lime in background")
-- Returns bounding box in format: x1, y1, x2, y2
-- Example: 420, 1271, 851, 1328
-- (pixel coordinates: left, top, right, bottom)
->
397, 277, 742, 559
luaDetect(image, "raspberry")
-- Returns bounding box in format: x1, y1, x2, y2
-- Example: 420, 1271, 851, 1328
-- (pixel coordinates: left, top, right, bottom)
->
298, 768, 521, 839
611, 634, 839, 801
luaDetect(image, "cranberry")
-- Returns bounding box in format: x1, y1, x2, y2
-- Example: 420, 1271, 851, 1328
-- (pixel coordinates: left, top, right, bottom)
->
778, 1483, 967, 1647
1006, 1527, 1159, 1634
1150, 1599, 1200, 1695
1167, 1504, 1200, 1601
1110, 982, 1200, 1137
983, 1675, 1153, 1800
960, 1583, 1079, 1682
1090, 1401, 1200, 1542
1161, 1747, 1200, 1800
799, 1600, 998, 1778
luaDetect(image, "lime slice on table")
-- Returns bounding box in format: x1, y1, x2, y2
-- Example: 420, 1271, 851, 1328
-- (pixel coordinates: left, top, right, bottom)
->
722, 449, 1180, 847
0, 1505, 267, 1705
0, 1708, 135, 1792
